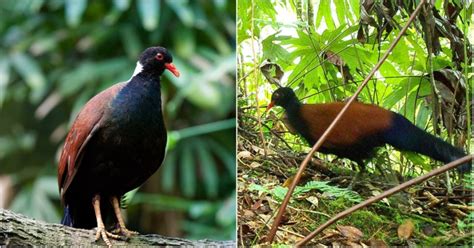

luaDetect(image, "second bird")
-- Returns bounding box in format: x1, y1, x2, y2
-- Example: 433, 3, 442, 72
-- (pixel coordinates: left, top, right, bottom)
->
266, 87, 470, 172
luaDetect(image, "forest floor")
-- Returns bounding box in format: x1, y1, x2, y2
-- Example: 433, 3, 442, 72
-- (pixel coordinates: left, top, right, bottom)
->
237, 111, 474, 247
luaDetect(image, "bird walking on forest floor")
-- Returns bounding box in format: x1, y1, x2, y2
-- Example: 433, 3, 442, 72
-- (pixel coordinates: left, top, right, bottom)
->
266, 87, 471, 175
58, 46, 180, 247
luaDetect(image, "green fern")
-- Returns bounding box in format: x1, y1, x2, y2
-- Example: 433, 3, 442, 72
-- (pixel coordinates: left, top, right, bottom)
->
249, 181, 362, 203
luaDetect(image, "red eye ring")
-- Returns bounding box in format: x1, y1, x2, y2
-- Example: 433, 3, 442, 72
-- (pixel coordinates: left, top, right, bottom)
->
155, 53, 164, 60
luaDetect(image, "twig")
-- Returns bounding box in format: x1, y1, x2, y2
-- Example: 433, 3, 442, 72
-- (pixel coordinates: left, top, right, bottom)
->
250, 0, 267, 157
448, 208, 467, 217
447, 203, 474, 212
424, 191, 442, 208
278, 227, 305, 238
415, 195, 473, 201
245, 114, 294, 150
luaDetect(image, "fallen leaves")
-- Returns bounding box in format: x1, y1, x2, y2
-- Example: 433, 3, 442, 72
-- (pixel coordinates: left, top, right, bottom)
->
306, 196, 319, 207
249, 162, 261, 168
397, 220, 415, 240
337, 225, 364, 242
237, 150, 252, 160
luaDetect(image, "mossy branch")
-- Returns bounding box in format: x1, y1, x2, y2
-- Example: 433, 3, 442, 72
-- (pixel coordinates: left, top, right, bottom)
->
0, 208, 234, 247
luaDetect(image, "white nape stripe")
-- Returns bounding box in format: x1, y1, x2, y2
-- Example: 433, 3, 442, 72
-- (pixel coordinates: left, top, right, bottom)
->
127, 62, 143, 82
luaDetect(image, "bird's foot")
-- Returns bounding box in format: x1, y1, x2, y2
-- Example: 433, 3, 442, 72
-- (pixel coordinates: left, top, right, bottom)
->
109, 196, 139, 238
347, 180, 355, 190
111, 226, 139, 238
95, 226, 123, 247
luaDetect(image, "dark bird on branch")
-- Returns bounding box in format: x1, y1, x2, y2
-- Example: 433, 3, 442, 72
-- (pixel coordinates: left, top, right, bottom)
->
266, 87, 470, 173
58, 46, 180, 246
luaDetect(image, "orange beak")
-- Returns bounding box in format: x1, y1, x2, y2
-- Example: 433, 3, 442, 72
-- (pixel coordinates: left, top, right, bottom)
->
266, 101, 275, 112
165, 63, 180, 77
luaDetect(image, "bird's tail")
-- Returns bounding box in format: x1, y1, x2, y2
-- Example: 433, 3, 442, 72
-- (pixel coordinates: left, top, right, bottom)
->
60, 201, 97, 228
61, 205, 73, 226
384, 113, 471, 172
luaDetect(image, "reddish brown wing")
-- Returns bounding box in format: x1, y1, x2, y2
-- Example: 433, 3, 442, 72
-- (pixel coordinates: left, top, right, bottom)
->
58, 83, 125, 201
299, 102, 393, 147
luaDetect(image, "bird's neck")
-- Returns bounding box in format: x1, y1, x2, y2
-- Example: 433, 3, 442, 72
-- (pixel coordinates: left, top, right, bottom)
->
282, 98, 301, 113
282, 99, 303, 129
282, 99, 315, 144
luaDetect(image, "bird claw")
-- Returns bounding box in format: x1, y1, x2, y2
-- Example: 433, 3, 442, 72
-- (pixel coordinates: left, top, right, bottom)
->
95, 226, 123, 247
111, 227, 139, 238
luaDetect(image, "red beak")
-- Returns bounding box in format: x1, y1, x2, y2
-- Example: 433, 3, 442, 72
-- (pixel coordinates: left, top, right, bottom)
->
165, 63, 180, 77
266, 101, 275, 112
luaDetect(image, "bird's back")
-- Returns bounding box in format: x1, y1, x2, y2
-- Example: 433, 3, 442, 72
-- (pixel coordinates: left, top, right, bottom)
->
58, 82, 126, 198
297, 102, 393, 148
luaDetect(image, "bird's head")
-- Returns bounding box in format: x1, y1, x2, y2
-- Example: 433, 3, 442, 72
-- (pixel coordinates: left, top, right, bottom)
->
266, 87, 298, 111
137, 46, 180, 77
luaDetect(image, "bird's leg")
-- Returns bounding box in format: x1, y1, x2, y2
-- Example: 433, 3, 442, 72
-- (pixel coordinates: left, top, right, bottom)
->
92, 195, 122, 247
347, 173, 359, 190
110, 196, 139, 237
348, 160, 365, 190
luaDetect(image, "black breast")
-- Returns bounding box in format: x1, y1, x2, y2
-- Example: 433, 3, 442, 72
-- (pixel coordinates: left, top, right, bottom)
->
90, 78, 166, 194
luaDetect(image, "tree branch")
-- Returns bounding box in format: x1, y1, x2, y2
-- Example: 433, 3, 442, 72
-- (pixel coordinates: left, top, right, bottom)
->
0, 208, 235, 247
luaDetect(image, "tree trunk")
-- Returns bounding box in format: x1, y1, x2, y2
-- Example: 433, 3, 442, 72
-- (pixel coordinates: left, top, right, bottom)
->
0, 208, 235, 247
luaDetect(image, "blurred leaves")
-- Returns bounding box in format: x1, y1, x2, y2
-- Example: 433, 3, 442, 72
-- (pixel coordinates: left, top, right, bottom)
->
9, 176, 60, 223
57, 59, 129, 97
0, 57, 10, 107
163, 134, 234, 199
167, 118, 235, 153
65, 0, 87, 27
167, 0, 194, 27
137, 0, 160, 31
113, 0, 131, 11
10, 52, 46, 103
0, 131, 36, 159
132, 191, 235, 240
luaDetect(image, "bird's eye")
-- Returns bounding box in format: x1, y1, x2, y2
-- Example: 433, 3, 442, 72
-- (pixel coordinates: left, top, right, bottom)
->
274, 93, 279, 98
155, 53, 164, 60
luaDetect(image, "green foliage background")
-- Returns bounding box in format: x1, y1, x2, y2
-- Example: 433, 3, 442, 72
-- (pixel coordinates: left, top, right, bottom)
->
238, 0, 472, 173
0, 0, 236, 240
